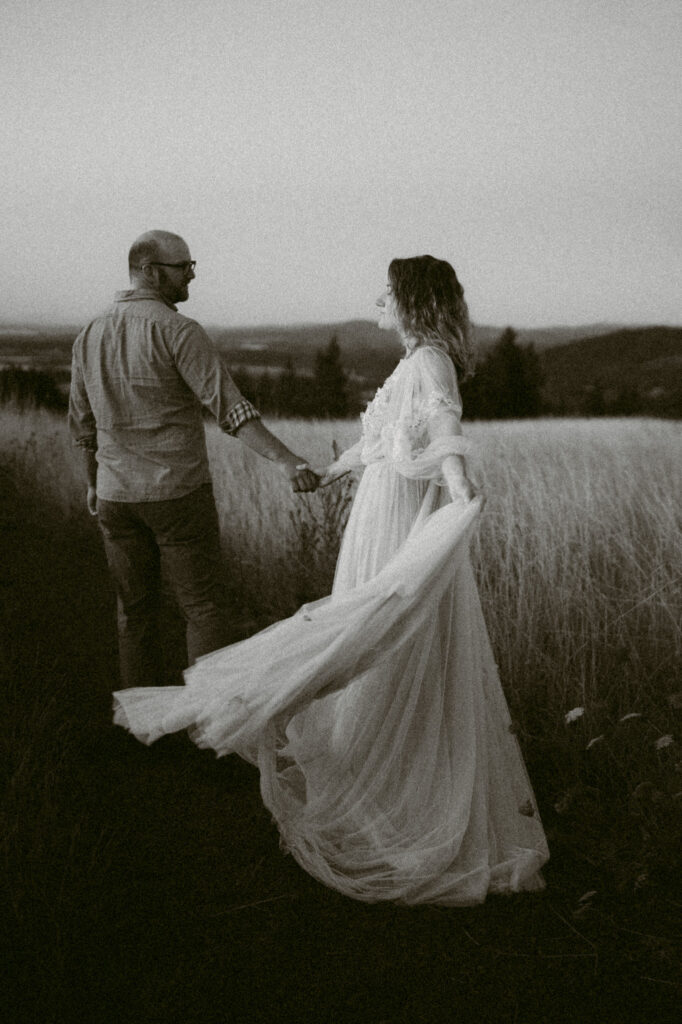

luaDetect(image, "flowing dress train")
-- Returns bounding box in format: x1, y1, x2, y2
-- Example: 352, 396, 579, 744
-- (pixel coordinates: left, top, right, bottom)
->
113, 347, 549, 905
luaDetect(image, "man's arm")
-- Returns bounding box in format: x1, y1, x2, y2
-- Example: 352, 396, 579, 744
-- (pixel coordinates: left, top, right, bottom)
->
234, 418, 319, 493
68, 340, 99, 514
75, 447, 98, 515
171, 323, 319, 492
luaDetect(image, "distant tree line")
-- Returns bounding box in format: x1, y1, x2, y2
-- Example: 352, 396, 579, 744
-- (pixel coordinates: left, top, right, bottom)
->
0, 366, 67, 412
230, 330, 547, 421
2, 329, 679, 420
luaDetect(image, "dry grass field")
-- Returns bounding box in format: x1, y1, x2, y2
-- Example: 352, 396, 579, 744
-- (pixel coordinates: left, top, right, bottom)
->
1, 406, 680, 1023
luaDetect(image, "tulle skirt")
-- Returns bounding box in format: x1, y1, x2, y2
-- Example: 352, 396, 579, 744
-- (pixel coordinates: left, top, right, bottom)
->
114, 462, 549, 905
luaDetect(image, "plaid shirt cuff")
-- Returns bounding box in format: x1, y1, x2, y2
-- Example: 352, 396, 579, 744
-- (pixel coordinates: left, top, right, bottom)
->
224, 399, 261, 435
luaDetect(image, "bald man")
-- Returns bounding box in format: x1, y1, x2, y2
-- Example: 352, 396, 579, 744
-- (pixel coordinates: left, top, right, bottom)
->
69, 230, 319, 689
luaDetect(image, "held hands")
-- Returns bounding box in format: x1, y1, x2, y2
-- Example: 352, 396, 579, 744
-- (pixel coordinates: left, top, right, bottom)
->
279, 454, 352, 493
279, 456, 321, 493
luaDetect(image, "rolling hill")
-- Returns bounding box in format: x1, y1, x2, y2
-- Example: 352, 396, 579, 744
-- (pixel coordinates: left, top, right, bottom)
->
539, 326, 682, 415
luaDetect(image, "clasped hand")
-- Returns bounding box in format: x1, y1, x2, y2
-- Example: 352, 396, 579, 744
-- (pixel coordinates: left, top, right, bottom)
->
281, 456, 351, 493
281, 460, 322, 493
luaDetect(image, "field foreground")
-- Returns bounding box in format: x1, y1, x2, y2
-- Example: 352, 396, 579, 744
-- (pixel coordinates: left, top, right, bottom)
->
1, 409, 680, 1023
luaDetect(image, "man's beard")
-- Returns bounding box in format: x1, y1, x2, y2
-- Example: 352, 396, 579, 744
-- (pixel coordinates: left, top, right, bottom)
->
158, 270, 188, 304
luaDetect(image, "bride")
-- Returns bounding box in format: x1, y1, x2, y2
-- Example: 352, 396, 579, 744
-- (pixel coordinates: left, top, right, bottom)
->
114, 255, 549, 905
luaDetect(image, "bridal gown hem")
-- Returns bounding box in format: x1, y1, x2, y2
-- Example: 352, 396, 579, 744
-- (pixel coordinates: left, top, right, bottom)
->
113, 347, 549, 905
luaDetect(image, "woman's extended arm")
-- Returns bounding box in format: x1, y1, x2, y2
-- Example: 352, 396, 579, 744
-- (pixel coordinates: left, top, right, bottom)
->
316, 438, 364, 488
427, 407, 477, 503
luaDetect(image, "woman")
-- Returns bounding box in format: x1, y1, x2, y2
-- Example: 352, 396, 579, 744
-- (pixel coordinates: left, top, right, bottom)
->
114, 255, 549, 905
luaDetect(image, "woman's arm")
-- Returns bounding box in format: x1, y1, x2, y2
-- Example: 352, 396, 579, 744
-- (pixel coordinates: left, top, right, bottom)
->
315, 438, 364, 488
427, 406, 477, 503
440, 454, 477, 503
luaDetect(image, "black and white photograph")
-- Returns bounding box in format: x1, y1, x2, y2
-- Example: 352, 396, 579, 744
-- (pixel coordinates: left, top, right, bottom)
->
1, 1, 680, 1022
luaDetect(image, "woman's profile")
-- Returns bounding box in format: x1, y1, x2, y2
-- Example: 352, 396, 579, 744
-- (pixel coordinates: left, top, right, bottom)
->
114, 255, 549, 905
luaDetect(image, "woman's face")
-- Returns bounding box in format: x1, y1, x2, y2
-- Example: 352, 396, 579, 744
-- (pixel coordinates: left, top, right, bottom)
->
376, 281, 401, 332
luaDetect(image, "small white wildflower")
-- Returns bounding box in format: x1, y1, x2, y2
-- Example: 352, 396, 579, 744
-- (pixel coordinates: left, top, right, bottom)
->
565, 707, 584, 725
586, 735, 604, 750
619, 713, 642, 723
655, 735, 674, 750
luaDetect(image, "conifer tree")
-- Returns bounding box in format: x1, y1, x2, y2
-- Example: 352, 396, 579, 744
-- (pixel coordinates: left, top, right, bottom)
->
276, 358, 299, 416
460, 328, 543, 419
313, 336, 350, 418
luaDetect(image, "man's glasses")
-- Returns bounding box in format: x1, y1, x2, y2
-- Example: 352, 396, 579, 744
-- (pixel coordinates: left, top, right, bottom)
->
146, 261, 196, 273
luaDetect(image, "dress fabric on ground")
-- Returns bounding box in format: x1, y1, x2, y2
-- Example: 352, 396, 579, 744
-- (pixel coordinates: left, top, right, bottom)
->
113, 348, 549, 905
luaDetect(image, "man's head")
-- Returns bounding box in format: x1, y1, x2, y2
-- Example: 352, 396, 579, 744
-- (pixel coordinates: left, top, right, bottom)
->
128, 230, 196, 305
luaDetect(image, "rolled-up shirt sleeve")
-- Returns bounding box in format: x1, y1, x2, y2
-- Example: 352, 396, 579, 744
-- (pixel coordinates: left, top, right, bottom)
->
170, 321, 261, 435
224, 397, 261, 434
68, 340, 97, 451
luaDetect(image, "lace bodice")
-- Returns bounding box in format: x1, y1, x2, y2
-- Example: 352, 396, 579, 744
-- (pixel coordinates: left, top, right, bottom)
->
343, 346, 470, 481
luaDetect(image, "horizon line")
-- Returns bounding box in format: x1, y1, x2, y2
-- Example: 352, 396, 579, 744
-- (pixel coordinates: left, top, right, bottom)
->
1, 316, 680, 335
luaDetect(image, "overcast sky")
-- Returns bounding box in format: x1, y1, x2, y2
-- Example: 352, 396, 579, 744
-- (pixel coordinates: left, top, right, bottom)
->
2, 0, 680, 329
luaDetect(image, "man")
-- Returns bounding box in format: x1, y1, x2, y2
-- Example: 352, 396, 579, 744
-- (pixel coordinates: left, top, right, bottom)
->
69, 229, 319, 689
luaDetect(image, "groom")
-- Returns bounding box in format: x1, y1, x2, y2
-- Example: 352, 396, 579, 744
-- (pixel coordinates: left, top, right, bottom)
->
69, 229, 319, 688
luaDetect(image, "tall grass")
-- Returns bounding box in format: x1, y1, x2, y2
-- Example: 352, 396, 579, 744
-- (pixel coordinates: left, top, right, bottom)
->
206, 416, 681, 696
2, 407, 681, 877
3, 407, 680, 708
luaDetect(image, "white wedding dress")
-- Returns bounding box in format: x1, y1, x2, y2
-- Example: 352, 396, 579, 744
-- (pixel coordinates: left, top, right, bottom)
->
114, 346, 549, 905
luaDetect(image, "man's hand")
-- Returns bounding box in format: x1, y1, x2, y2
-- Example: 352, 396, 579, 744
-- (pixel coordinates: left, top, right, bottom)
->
279, 458, 321, 493
234, 419, 320, 492
87, 485, 98, 516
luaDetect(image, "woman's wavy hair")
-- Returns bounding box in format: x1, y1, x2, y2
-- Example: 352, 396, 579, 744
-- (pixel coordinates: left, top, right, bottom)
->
388, 255, 475, 381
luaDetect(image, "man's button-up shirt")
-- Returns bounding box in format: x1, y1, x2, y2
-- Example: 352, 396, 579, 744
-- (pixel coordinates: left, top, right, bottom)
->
68, 288, 260, 502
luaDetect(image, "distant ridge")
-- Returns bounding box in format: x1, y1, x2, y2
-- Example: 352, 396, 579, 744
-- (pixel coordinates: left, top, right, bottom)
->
539, 326, 682, 415
206, 320, 637, 385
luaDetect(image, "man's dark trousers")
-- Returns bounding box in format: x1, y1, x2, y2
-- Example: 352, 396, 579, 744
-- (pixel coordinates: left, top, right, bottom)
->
97, 483, 228, 688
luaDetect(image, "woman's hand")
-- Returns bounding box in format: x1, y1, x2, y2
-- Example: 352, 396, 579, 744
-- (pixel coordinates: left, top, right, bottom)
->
441, 455, 481, 505
87, 485, 98, 516
451, 475, 481, 505
314, 462, 352, 488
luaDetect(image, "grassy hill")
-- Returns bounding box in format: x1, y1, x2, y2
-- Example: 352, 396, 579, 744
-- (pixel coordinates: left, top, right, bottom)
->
540, 326, 682, 416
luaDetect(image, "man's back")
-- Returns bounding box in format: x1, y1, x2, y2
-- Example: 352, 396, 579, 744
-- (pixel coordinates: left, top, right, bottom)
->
69, 288, 246, 502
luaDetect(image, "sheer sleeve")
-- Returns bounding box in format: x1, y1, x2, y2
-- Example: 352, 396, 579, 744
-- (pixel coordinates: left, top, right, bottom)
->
391, 347, 471, 481
334, 438, 365, 472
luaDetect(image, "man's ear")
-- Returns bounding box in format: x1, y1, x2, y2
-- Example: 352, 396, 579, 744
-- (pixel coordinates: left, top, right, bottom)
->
140, 264, 156, 286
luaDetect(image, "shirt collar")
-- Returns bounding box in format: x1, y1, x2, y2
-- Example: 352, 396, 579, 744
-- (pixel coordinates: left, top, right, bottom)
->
114, 287, 178, 312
